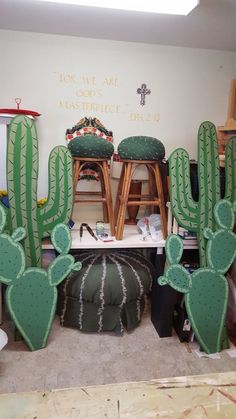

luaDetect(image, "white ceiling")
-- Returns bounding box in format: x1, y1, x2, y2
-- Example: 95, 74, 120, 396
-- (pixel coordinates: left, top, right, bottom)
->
0, 0, 236, 52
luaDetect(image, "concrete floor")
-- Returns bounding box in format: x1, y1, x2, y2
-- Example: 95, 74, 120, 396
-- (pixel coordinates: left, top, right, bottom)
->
0, 302, 236, 395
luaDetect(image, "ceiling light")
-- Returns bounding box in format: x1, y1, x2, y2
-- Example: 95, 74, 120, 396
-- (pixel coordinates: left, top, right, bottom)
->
36, 0, 200, 16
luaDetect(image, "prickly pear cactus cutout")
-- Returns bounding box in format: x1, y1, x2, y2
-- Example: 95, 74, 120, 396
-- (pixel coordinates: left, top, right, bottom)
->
205, 200, 236, 274
158, 200, 236, 354
169, 121, 236, 267
0, 115, 73, 267
0, 205, 82, 351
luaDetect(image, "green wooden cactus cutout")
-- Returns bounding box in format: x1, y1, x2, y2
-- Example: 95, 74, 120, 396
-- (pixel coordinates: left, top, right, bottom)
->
51, 223, 72, 255
0, 205, 81, 351
205, 200, 236, 274
159, 235, 191, 293
169, 121, 236, 266
165, 235, 184, 264
158, 199, 236, 354
0, 204, 6, 233
0, 115, 73, 267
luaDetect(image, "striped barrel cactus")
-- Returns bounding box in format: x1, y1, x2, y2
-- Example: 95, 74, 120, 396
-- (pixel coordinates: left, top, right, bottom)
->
1, 115, 73, 267
58, 250, 154, 334
169, 121, 236, 266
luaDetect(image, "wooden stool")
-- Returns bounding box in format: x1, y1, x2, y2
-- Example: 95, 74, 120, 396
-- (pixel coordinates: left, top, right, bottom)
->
73, 156, 115, 236
114, 159, 167, 240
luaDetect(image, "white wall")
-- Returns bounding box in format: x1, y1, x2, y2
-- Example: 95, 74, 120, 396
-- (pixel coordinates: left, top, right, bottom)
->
0, 30, 235, 206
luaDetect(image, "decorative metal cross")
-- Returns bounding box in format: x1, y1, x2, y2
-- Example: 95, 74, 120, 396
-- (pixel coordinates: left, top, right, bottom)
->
137, 83, 151, 106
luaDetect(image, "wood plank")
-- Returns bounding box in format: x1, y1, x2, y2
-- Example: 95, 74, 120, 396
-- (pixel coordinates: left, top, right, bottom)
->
1, 372, 236, 418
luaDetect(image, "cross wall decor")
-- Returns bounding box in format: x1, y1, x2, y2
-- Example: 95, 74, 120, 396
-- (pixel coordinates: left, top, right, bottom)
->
137, 83, 151, 106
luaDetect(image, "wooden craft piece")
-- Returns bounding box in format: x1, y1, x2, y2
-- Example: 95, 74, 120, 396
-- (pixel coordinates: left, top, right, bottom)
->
159, 200, 236, 354
225, 79, 236, 130
169, 121, 236, 266
0, 206, 81, 351
0, 115, 73, 267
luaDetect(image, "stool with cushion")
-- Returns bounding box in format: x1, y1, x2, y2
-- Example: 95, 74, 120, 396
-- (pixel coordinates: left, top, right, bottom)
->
57, 250, 154, 334
66, 117, 115, 236
114, 136, 167, 240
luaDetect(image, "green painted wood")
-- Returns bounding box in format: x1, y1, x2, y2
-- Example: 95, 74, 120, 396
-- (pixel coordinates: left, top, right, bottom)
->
169, 121, 236, 267
158, 199, 236, 354
0, 115, 73, 267
0, 205, 81, 351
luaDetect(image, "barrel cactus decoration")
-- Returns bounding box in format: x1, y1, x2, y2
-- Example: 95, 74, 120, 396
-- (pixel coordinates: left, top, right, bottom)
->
58, 250, 154, 334
169, 121, 236, 266
158, 199, 236, 354
0, 205, 81, 351
1, 115, 73, 267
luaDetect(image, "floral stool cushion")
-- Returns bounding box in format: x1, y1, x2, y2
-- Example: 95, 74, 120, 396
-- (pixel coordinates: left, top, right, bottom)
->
57, 250, 154, 334
66, 116, 114, 180
118, 136, 165, 161
66, 116, 114, 159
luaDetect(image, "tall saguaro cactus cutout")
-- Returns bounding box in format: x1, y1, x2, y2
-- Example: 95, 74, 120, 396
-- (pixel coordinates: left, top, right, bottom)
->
1, 115, 73, 267
158, 199, 236, 354
169, 121, 236, 266
0, 205, 81, 351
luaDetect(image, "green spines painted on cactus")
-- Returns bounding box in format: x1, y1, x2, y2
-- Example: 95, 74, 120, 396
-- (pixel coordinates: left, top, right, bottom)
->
1, 115, 73, 267
169, 122, 236, 266
0, 205, 81, 351
158, 200, 236, 354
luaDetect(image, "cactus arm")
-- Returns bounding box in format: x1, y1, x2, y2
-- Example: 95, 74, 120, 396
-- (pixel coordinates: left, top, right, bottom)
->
48, 254, 75, 286
0, 275, 13, 285
49, 223, 81, 285
158, 234, 191, 291
159, 265, 191, 293
224, 137, 236, 202
11, 227, 26, 242
169, 149, 198, 231
7, 116, 42, 267
51, 223, 72, 255
214, 199, 235, 230
0, 204, 6, 232
39, 146, 73, 237
165, 234, 184, 265
73, 261, 82, 271
204, 227, 214, 240
197, 122, 220, 232
197, 122, 221, 266
0, 233, 26, 279
0, 202, 10, 233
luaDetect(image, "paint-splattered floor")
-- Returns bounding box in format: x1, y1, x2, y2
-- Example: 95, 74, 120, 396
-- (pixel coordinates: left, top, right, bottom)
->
1, 372, 236, 418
